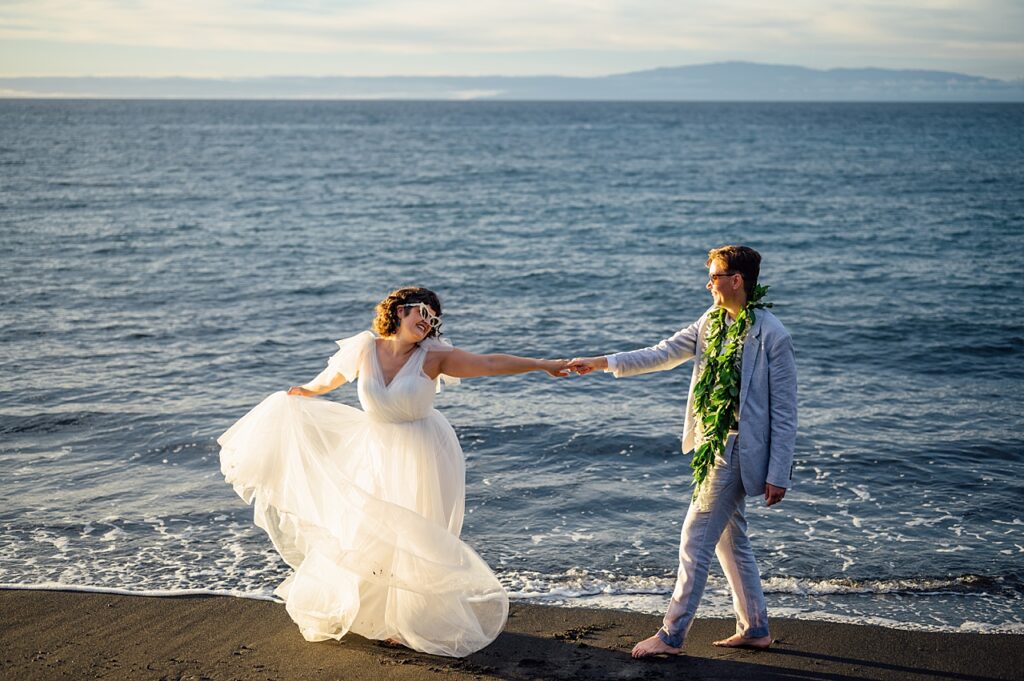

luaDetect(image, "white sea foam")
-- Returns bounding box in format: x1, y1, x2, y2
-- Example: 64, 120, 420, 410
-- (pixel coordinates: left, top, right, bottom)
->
763, 608, 1022, 634
501, 569, 1024, 633
906, 514, 957, 527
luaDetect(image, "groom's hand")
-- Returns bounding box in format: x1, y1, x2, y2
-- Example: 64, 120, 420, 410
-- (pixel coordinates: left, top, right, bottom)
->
566, 356, 608, 375
764, 483, 786, 506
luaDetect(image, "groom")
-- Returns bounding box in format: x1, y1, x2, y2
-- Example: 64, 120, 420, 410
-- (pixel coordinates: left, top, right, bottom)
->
568, 245, 797, 657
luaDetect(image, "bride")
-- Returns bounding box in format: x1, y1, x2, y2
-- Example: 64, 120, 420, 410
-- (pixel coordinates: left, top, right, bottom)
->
218, 287, 568, 657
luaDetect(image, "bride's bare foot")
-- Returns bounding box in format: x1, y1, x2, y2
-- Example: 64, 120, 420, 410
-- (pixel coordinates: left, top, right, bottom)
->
380, 637, 405, 648
711, 633, 772, 649
631, 634, 682, 658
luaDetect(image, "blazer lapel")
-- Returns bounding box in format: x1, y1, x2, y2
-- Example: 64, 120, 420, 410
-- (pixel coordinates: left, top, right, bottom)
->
737, 313, 764, 417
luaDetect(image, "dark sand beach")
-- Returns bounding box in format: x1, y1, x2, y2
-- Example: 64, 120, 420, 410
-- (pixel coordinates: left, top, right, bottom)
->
1, 589, 1021, 680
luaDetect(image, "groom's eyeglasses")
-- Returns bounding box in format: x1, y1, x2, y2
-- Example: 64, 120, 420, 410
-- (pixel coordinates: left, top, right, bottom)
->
708, 271, 738, 282
401, 303, 442, 330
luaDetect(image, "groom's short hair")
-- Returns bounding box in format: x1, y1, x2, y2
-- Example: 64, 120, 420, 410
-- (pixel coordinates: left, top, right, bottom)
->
707, 245, 761, 300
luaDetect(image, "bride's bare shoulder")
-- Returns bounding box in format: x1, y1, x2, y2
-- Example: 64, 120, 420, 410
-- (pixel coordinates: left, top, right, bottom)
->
423, 346, 474, 376
422, 349, 446, 375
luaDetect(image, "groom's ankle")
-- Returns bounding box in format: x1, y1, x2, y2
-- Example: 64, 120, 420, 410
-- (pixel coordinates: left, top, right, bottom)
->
657, 628, 683, 648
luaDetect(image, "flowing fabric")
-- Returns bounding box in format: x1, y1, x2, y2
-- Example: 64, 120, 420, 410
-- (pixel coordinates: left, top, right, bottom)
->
218, 331, 508, 657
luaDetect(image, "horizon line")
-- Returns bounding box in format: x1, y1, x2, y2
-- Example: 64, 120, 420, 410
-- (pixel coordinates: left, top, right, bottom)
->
2, 61, 1021, 83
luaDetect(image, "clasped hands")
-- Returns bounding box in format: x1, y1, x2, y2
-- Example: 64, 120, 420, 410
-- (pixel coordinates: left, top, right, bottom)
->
546, 356, 608, 377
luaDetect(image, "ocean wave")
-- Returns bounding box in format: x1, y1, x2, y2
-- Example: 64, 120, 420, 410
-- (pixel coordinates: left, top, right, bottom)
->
500, 568, 1024, 600
0, 411, 117, 435
762, 574, 1023, 596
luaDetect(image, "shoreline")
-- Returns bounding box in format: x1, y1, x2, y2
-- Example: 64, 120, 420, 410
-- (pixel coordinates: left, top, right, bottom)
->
6, 581, 1021, 635
2, 589, 1021, 680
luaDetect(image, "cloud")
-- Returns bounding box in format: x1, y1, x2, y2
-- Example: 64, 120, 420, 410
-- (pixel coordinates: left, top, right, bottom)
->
1, 0, 1020, 53
0, 0, 1020, 76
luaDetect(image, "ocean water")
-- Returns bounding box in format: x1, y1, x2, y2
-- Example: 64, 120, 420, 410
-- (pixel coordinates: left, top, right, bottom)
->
2, 100, 1023, 634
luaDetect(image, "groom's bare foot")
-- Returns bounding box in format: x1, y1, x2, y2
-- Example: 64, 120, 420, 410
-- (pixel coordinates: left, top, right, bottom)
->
631, 634, 682, 658
711, 633, 772, 649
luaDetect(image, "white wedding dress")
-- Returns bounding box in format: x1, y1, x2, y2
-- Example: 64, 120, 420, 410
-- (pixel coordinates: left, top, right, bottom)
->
218, 331, 508, 657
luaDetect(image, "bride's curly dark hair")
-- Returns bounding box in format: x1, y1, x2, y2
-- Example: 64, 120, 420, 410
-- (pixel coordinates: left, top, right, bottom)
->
372, 287, 443, 338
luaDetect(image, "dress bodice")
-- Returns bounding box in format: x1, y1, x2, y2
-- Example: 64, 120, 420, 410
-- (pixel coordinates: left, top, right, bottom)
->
357, 342, 438, 423
321, 331, 456, 424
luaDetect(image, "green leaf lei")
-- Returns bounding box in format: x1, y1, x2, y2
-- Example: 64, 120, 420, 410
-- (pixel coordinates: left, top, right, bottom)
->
690, 284, 772, 499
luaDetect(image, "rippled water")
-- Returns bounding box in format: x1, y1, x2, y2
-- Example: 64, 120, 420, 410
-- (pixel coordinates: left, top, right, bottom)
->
2, 100, 1023, 632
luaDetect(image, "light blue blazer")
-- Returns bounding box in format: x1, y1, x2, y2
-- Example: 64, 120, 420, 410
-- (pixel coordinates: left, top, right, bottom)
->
608, 307, 797, 496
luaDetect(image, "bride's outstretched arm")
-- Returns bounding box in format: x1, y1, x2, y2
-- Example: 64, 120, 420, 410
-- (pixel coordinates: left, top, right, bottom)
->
437, 348, 570, 379
287, 366, 348, 396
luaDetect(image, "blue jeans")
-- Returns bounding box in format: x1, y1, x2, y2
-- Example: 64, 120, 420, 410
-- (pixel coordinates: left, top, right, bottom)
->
656, 436, 770, 648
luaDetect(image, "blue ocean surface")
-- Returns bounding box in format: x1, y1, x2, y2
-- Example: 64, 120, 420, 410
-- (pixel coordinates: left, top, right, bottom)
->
2, 100, 1023, 633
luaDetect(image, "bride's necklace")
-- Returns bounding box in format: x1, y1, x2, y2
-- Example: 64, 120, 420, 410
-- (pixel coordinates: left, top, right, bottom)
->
689, 284, 771, 498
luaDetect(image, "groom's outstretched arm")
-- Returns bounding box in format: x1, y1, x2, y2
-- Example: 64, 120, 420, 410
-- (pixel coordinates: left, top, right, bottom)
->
568, 313, 706, 378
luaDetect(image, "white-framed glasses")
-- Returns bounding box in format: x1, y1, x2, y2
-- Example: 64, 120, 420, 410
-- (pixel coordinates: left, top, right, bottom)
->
400, 302, 442, 330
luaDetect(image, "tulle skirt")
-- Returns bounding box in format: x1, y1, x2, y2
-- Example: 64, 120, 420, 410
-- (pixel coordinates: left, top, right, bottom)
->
218, 391, 508, 657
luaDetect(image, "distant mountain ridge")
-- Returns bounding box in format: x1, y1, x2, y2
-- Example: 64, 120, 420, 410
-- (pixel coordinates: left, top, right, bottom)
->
2, 61, 1022, 101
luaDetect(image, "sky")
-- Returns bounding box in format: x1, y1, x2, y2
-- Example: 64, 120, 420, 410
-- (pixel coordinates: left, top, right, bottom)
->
1, 0, 1022, 80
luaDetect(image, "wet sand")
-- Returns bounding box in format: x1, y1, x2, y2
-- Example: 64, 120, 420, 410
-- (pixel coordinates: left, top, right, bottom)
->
1, 589, 1021, 680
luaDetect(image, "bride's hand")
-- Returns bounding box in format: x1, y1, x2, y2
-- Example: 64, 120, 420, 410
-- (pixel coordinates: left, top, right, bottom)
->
543, 359, 571, 378
287, 386, 312, 396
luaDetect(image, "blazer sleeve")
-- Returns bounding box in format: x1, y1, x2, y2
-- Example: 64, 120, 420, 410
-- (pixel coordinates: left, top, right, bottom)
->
765, 328, 798, 488
608, 315, 704, 378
